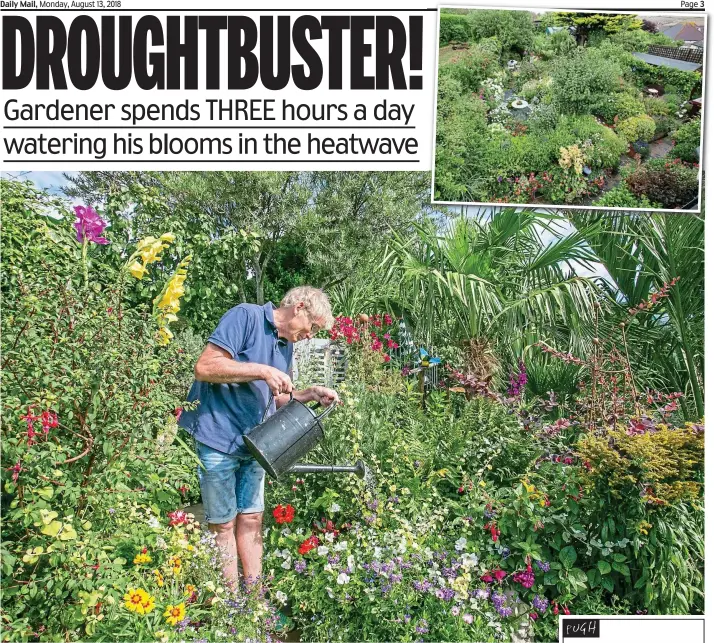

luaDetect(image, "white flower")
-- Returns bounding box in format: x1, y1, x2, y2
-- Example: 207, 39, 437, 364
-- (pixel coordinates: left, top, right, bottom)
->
156, 536, 167, 550
281, 528, 292, 537
325, 532, 335, 543
326, 587, 334, 599
335, 540, 348, 551
461, 552, 479, 569
147, 516, 160, 529
324, 563, 333, 572
330, 503, 341, 513
281, 559, 291, 569
336, 572, 350, 585
280, 549, 291, 559
272, 548, 282, 558
455, 537, 467, 552
347, 554, 355, 571
295, 527, 304, 535
374, 547, 382, 559
275, 591, 288, 605
317, 546, 329, 556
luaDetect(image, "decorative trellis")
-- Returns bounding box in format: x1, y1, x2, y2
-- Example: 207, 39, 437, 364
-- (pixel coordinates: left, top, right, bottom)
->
647, 45, 703, 65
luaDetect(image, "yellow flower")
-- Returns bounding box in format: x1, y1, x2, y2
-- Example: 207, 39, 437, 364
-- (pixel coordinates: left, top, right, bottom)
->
128, 261, 147, 280
133, 553, 152, 565
168, 555, 182, 575
184, 584, 196, 596
156, 327, 173, 345
186, 544, 194, 552
138, 239, 167, 265
163, 602, 186, 626
153, 569, 164, 587
155, 631, 169, 643
160, 232, 176, 243
124, 588, 155, 615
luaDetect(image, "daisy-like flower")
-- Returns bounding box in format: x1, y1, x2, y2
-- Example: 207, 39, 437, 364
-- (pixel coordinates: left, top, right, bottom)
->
164, 602, 186, 626
133, 552, 152, 565
168, 555, 182, 575
153, 570, 164, 587
124, 588, 156, 615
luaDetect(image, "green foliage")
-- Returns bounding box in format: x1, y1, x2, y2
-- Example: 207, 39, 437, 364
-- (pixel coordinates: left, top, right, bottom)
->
531, 30, 576, 59
551, 49, 622, 115
593, 183, 660, 209
551, 13, 642, 44
457, 397, 539, 483
625, 158, 699, 208
577, 424, 703, 505
670, 118, 702, 162
616, 114, 656, 143
440, 12, 471, 45
608, 28, 678, 51
439, 46, 501, 93
466, 9, 535, 54
643, 96, 671, 117
628, 56, 701, 97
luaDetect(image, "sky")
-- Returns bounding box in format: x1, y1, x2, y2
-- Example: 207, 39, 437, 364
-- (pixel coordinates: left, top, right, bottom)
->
7, 171, 612, 284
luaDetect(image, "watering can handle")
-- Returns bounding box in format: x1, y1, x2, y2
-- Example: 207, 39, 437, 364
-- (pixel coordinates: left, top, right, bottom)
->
261, 390, 293, 424
314, 399, 338, 421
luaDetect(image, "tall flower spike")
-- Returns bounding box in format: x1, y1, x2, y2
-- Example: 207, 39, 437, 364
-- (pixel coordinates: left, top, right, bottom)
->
74, 205, 109, 245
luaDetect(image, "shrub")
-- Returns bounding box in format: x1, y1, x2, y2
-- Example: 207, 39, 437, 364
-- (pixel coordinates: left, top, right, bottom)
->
625, 158, 699, 208
608, 28, 677, 52
467, 9, 535, 54
643, 96, 671, 117
528, 103, 559, 132
670, 118, 702, 162
616, 114, 656, 142
552, 49, 622, 114
593, 183, 660, 209
520, 76, 553, 102
440, 47, 500, 93
440, 12, 471, 45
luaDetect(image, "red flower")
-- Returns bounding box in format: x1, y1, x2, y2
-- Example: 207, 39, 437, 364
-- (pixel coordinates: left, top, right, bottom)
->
383, 354, 391, 363
493, 569, 507, 582
167, 510, 189, 527
563, 604, 570, 615
7, 460, 21, 482
40, 410, 58, 434
298, 535, 320, 555
272, 504, 295, 524
480, 573, 494, 583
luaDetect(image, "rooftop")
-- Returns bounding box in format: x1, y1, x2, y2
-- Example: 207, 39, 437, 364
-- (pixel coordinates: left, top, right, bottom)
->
632, 52, 702, 72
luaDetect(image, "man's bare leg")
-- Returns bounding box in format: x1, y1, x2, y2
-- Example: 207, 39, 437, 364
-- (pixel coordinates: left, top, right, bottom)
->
236, 512, 263, 586
208, 518, 239, 584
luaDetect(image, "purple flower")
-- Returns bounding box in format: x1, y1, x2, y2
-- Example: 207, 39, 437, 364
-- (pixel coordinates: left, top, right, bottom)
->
507, 360, 527, 397
328, 554, 340, 565
73, 205, 109, 245
532, 595, 549, 613
435, 587, 456, 601
364, 513, 376, 525
484, 507, 497, 520
294, 559, 307, 573
415, 619, 429, 635
475, 588, 490, 600
367, 498, 379, 511
413, 579, 432, 592
501, 547, 511, 559
496, 605, 513, 618
535, 560, 550, 572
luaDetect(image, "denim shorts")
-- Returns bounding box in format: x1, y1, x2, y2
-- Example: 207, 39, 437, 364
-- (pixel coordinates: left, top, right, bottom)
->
195, 440, 265, 524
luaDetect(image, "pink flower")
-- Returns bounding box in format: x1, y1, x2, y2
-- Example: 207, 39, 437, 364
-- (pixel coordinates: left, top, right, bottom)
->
167, 510, 189, 527
493, 569, 507, 582
480, 573, 494, 583
462, 613, 474, 625
73, 205, 109, 245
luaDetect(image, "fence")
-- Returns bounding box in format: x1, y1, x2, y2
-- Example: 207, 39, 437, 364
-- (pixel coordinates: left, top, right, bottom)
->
647, 45, 703, 65
292, 335, 443, 393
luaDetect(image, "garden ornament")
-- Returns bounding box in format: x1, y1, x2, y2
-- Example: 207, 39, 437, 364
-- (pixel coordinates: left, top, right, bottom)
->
243, 392, 365, 480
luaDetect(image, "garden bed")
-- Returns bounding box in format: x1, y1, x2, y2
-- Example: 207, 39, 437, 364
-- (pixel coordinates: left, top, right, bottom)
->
434, 10, 703, 209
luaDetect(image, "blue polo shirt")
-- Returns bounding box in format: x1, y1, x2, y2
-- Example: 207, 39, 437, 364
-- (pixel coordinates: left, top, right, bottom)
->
178, 302, 293, 455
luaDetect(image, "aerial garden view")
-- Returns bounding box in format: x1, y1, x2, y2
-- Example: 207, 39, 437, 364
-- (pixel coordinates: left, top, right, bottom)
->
1, 171, 704, 642
433, 10, 704, 209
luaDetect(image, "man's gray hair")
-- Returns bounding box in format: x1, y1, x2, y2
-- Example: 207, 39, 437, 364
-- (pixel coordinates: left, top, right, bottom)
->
281, 286, 334, 330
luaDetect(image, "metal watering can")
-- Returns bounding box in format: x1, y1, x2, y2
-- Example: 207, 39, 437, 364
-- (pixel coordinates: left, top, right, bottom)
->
242, 392, 365, 481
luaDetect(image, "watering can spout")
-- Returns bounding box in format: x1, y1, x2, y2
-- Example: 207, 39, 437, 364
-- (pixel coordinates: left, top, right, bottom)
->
288, 459, 366, 479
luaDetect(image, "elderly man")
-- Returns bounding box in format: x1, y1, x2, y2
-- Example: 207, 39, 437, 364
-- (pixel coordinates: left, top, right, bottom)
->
179, 286, 339, 586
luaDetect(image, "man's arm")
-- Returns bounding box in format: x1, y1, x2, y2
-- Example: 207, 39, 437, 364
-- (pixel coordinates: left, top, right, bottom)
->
276, 386, 340, 408
194, 343, 293, 395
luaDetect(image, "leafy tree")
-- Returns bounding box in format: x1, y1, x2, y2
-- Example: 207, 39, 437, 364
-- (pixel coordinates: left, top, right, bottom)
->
466, 9, 535, 54
551, 13, 642, 45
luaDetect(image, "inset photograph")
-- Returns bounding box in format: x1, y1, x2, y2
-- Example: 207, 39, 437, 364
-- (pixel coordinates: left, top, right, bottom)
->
433, 9, 705, 210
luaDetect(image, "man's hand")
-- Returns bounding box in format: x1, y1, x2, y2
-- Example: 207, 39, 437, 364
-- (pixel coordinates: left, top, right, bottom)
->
308, 386, 340, 406
262, 365, 294, 396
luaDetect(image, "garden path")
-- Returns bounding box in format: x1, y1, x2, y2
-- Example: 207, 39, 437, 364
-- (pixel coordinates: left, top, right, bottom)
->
649, 136, 674, 159
583, 137, 673, 206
